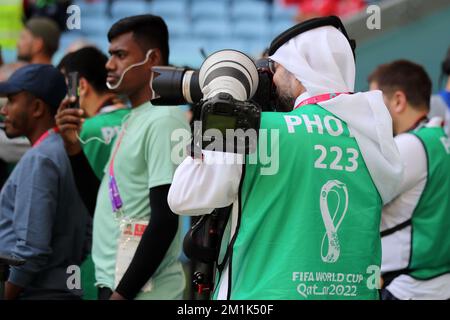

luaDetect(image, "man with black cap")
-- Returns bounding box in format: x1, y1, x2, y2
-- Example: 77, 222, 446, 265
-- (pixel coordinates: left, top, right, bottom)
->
17, 17, 60, 64
0, 64, 89, 300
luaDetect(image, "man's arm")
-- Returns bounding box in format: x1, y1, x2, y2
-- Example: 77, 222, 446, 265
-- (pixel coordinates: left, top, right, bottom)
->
7, 155, 59, 299
168, 150, 243, 216
68, 151, 100, 216
389, 133, 427, 198
110, 184, 178, 300
381, 133, 427, 229
56, 97, 100, 215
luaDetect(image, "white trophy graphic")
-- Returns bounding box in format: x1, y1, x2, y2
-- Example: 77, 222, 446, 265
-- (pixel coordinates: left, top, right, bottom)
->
320, 180, 349, 263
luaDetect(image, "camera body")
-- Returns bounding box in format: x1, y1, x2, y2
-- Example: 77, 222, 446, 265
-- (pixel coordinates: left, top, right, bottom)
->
201, 92, 261, 154
152, 50, 276, 154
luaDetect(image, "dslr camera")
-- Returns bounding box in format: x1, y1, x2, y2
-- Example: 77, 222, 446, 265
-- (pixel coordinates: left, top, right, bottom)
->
151, 50, 277, 154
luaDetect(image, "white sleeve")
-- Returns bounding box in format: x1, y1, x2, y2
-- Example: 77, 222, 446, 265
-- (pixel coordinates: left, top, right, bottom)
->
388, 133, 427, 200
168, 150, 243, 216
381, 133, 427, 271
0, 130, 30, 162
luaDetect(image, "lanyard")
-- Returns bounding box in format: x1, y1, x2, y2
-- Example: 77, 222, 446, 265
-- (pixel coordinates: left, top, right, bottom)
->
108, 123, 128, 214
294, 92, 351, 110
33, 127, 58, 147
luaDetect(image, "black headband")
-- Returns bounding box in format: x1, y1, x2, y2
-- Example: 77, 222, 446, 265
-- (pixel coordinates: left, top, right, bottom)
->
268, 16, 356, 58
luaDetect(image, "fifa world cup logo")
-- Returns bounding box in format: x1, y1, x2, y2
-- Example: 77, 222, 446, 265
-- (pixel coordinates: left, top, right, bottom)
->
320, 180, 349, 263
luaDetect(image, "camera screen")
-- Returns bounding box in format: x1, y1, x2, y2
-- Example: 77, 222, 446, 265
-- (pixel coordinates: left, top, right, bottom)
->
204, 114, 237, 136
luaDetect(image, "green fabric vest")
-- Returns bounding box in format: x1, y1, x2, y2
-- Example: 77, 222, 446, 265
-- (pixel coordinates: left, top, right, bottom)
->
409, 126, 450, 279
216, 104, 382, 300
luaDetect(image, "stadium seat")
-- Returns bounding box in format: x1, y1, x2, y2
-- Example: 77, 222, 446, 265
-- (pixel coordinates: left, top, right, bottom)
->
192, 18, 231, 39
271, 20, 296, 38
73, 0, 107, 18
231, 0, 270, 20
169, 38, 207, 67
151, 0, 188, 19
232, 19, 271, 41
79, 17, 112, 37
111, 0, 148, 20
203, 38, 249, 56
191, 0, 228, 20
272, 2, 298, 20
59, 32, 84, 51
165, 18, 191, 38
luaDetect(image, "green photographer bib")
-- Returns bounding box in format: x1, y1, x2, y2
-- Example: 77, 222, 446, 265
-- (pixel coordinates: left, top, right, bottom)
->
215, 104, 382, 300
408, 126, 450, 279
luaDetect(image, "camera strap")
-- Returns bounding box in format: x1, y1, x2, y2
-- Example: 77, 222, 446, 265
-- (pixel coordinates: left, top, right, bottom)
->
294, 92, 351, 110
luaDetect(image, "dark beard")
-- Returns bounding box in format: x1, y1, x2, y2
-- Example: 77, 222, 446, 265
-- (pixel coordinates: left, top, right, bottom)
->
17, 53, 32, 62
274, 92, 296, 112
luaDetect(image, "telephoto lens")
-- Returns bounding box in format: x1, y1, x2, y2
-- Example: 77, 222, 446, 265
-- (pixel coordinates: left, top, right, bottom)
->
151, 66, 202, 105
198, 49, 259, 101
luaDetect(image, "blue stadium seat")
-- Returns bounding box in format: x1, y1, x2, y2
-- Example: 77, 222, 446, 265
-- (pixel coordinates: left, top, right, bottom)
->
74, 0, 107, 18
165, 18, 191, 38
272, 2, 298, 21
271, 20, 295, 38
192, 18, 231, 39
111, 0, 149, 20
169, 38, 207, 67
191, 0, 228, 20
247, 39, 270, 58
151, 0, 188, 19
232, 19, 271, 41
80, 17, 112, 37
88, 35, 110, 53
231, 0, 270, 20
203, 38, 248, 56
58, 32, 84, 51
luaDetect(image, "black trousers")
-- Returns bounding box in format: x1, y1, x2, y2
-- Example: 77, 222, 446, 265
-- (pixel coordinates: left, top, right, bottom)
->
98, 287, 113, 300
381, 288, 400, 300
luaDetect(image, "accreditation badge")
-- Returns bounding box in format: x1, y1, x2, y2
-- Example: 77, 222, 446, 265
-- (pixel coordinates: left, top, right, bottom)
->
115, 219, 153, 293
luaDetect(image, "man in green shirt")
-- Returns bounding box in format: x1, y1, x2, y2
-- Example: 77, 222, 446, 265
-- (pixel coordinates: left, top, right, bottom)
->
56, 15, 189, 300
57, 46, 130, 300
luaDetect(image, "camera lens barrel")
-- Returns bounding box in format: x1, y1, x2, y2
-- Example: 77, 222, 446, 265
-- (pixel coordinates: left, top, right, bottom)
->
182, 70, 202, 104
151, 66, 202, 105
199, 50, 259, 101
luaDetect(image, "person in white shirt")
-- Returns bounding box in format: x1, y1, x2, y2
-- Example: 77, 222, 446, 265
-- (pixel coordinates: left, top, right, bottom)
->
369, 59, 450, 300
